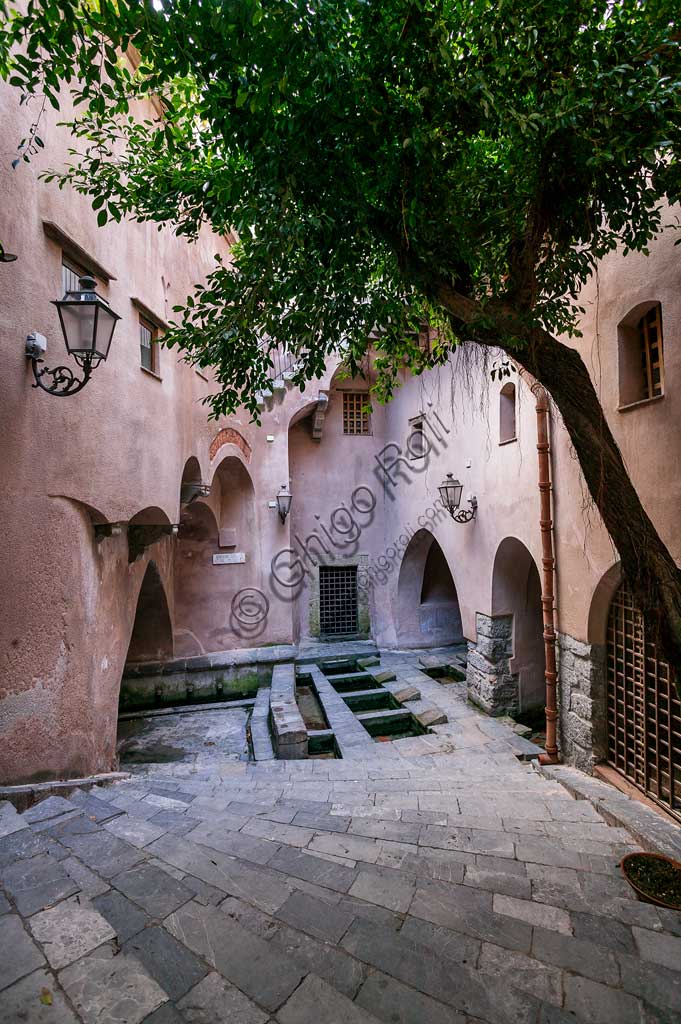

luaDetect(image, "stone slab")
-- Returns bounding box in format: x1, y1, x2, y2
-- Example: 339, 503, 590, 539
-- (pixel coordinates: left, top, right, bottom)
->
0, 914, 45, 992
57, 830, 146, 878
112, 861, 194, 919
277, 974, 379, 1024
356, 970, 467, 1024
177, 971, 269, 1024
29, 896, 116, 969
59, 947, 167, 1024
21, 796, 80, 825
0, 853, 79, 916
124, 924, 209, 1000
165, 900, 305, 1011
0, 968, 80, 1024
93, 889, 151, 942
275, 889, 355, 943
0, 801, 28, 840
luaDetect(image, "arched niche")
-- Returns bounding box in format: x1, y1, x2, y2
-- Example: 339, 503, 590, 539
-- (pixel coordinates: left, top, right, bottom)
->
396, 530, 463, 647
491, 537, 544, 712
499, 382, 517, 443
125, 562, 173, 668
173, 455, 258, 656
129, 506, 172, 527
213, 456, 256, 545
588, 562, 622, 646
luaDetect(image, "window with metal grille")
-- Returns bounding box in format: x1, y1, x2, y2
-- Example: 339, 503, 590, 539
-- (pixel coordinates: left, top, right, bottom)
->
319, 565, 359, 636
139, 316, 158, 373
618, 303, 664, 407
638, 304, 664, 400
62, 257, 89, 296
342, 392, 370, 435
607, 581, 681, 822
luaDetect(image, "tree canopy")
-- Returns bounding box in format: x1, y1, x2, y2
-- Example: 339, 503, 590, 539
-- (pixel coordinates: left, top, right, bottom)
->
2, 0, 680, 414
3, 0, 681, 676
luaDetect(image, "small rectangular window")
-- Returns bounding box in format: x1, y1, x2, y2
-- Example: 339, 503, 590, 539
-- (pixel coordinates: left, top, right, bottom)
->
407, 417, 427, 459
62, 256, 88, 296
139, 316, 158, 374
342, 392, 370, 435
639, 305, 664, 400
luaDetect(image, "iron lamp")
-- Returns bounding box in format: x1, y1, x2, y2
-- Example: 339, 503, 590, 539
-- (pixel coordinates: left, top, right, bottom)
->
438, 473, 477, 524
276, 483, 292, 524
27, 274, 121, 396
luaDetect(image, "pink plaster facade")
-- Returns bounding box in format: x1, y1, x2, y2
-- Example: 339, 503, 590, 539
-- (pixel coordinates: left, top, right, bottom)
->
1, 73, 679, 786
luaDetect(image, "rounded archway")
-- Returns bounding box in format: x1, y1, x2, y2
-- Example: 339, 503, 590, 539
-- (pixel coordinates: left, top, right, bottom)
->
125, 562, 173, 666
396, 530, 463, 647
174, 455, 259, 655
491, 537, 544, 712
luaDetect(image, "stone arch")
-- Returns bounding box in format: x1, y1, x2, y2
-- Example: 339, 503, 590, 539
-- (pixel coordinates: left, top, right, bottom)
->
209, 427, 252, 463
588, 562, 622, 646
583, 562, 623, 765
173, 454, 260, 656
396, 530, 463, 647
489, 537, 544, 713
125, 561, 173, 667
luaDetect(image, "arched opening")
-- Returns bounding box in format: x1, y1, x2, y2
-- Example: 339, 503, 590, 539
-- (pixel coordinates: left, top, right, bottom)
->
491, 537, 544, 713
173, 455, 259, 655
499, 382, 517, 443
396, 530, 463, 647
605, 580, 680, 821
125, 562, 173, 666
180, 456, 207, 506
618, 301, 664, 407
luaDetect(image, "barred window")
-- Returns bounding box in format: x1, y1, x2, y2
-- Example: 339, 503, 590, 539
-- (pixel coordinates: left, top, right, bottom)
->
342, 392, 370, 435
618, 302, 664, 407
638, 304, 664, 400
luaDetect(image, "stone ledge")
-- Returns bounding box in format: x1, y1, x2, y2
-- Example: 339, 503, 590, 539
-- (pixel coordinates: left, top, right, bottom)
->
534, 763, 681, 860
270, 664, 308, 759
0, 772, 131, 813
125, 643, 297, 678
250, 687, 275, 762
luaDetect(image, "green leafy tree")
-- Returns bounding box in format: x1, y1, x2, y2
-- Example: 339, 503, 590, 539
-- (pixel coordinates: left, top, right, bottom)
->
3, 0, 681, 682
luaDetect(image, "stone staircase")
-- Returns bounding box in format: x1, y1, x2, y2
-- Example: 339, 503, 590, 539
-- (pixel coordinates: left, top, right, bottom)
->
0, 656, 678, 1023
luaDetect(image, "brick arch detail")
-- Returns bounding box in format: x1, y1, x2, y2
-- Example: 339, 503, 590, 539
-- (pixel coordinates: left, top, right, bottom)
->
209, 427, 252, 462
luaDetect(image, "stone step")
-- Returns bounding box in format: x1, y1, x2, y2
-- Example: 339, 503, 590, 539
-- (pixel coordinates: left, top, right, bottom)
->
250, 687, 275, 762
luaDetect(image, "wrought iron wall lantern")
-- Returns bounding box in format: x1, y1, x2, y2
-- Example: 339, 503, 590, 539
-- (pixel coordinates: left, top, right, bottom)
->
26, 274, 120, 396
438, 473, 478, 524
180, 481, 212, 505
276, 483, 292, 524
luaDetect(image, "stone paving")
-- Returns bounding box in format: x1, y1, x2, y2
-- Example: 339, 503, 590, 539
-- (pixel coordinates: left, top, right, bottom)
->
1, 650, 680, 1023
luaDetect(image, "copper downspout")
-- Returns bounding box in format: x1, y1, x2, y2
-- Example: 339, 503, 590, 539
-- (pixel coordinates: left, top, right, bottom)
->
531, 382, 560, 763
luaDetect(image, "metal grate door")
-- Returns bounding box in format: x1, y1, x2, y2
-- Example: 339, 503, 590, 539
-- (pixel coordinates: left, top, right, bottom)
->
606, 581, 681, 821
319, 565, 358, 636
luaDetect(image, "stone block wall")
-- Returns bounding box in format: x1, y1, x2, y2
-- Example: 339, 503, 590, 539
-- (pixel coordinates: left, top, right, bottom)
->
556, 633, 607, 773
466, 613, 518, 716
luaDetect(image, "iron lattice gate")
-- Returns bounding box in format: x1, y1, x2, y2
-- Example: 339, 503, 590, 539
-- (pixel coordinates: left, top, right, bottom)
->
319, 565, 358, 636
607, 581, 681, 821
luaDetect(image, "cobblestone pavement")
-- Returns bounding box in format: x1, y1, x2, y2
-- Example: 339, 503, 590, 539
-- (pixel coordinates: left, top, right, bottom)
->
1, 652, 680, 1023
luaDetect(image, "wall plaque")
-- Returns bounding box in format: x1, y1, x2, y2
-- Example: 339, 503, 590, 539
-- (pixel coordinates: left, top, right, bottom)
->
212, 552, 246, 565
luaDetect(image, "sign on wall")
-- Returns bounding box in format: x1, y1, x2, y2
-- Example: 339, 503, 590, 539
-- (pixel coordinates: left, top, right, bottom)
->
212, 553, 246, 565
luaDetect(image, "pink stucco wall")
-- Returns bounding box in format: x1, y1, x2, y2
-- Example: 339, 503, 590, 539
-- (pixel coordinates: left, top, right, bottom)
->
1, 71, 679, 783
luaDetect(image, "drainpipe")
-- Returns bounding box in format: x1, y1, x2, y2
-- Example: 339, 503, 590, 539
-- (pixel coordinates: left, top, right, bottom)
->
531, 381, 560, 764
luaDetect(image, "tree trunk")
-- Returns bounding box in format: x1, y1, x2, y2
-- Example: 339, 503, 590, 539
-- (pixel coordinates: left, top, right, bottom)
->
434, 284, 681, 696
